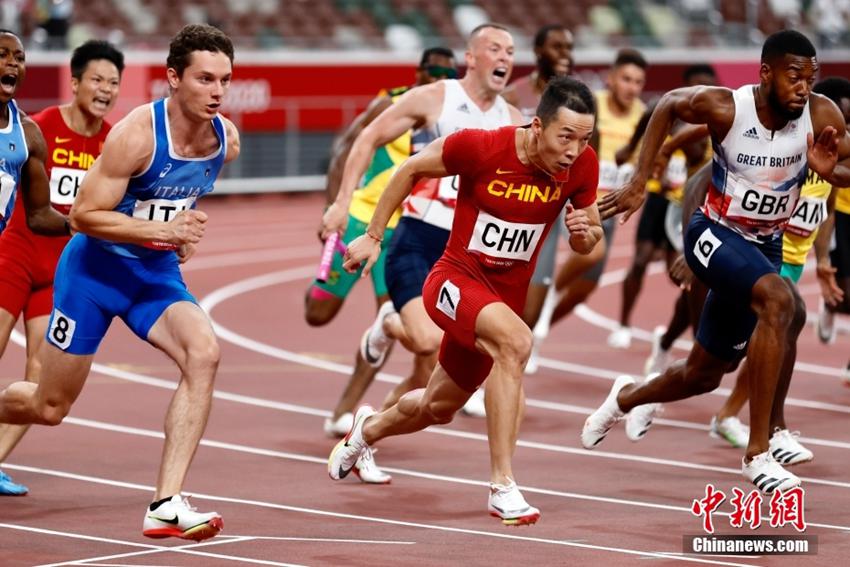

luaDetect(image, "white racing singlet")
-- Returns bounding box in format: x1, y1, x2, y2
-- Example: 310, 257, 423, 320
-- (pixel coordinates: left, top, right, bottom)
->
403, 79, 512, 230
703, 85, 812, 242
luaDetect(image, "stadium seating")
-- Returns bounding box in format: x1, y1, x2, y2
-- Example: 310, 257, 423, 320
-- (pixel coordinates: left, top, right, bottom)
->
57, 0, 831, 51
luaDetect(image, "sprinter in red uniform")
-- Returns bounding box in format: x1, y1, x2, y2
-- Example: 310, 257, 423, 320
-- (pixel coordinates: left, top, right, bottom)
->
0, 40, 123, 496
329, 77, 602, 526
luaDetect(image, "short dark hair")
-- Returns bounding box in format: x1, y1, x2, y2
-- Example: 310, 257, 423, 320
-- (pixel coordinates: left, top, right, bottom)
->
167, 24, 234, 77
613, 48, 647, 70
70, 40, 124, 79
536, 76, 596, 126
682, 63, 716, 83
533, 24, 568, 49
761, 30, 816, 64
813, 76, 850, 106
420, 46, 454, 67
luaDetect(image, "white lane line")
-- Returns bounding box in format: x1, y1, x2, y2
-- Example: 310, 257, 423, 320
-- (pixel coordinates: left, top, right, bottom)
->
14, 415, 850, 531
194, 267, 850, 422
46, 537, 262, 567
225, 535, 415, 544
0, 466, 757, 567
0, 524, 300, 567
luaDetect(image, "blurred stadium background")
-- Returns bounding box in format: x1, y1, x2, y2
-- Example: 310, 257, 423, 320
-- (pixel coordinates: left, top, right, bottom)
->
4, 0, 850, 192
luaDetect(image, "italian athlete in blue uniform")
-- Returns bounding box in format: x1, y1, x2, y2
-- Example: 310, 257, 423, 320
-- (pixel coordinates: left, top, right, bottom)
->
0, 24, 240, 541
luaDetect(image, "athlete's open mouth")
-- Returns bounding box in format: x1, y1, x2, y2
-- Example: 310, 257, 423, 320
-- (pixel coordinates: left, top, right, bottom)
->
0, 73, 17, 93
493, 68, 508, 79
92, 96, 110, 109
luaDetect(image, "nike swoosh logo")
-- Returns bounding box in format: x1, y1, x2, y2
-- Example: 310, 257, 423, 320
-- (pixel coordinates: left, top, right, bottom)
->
147, 513, 180, 525
496, 168, 514, 174
54, 137, 71, 144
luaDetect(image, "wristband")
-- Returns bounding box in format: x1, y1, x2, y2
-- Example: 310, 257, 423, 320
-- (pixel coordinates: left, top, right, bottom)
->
366, 230, 383, 243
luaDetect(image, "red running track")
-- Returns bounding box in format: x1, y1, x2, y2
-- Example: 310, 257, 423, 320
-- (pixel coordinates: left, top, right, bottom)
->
2, 193, 849, 566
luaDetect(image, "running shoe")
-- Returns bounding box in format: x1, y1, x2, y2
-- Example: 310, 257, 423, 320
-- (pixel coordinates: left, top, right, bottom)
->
742, 451, 801, 493
328, 405, 374, 480
624, 373, 662, 441
607, 326, 632, 349
644, 326, 672, 375
769, 428, 814, 465
0, 470, 27, 496
709, 416, 750, 448
488, 479, 540, 526
816, 298, 836, 344
360, 302, 396, 368
323, 412, 354, 438
581, 375, 634, 449
353, 448, 392, 484
143, 495, 223, 541
461, 388, 486, 418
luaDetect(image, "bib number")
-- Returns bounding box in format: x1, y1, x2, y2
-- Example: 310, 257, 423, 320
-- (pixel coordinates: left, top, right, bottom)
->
0, 170, 16, 218
49, 167, 86, 210
48, 309, 76, 350
693, 227, 722, 268
436, 279, 460, 321
468, 212, 545, 262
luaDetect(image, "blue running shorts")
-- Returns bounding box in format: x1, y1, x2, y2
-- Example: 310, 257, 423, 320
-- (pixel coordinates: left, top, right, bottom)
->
684, 210, 782, 361
47, 234, 197, 355
384, 217, 450, 312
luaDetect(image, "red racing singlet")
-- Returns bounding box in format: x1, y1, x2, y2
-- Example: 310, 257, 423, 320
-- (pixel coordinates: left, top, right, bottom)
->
440, 126, 598, 303
5, 105, 111, 263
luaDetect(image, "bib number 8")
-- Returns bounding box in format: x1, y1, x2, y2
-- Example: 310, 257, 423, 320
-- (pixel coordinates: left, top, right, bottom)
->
49, 309, 76, 350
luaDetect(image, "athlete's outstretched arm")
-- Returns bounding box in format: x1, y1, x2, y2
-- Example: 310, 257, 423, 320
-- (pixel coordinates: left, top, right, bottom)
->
321, 83, 443, 238
343, 136, 449, 276
70, 109, 206, 247
19, 117, 68, 235
598, 86, 731, 223
324, 95, 392, 206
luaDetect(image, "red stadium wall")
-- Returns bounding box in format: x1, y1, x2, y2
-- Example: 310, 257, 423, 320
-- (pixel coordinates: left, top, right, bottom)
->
16, 60, 850, 134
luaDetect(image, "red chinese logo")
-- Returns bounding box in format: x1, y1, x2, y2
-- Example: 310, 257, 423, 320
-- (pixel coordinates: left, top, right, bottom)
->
691, 484, 726, 533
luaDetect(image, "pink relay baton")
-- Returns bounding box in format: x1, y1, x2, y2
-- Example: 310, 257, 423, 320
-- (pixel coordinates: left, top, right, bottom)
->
316, 232, 346, 283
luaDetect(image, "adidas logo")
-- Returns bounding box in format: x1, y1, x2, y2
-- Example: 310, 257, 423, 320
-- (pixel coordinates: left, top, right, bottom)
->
743, 127, 759, 140
457, 103, 471, 114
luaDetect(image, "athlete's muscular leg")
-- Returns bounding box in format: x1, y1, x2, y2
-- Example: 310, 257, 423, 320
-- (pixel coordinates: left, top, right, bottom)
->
619, 240, 656, 327
617, 344, 731, 411
0, 316, 49, 462
381, 351, 437, 410
551, 278, 599, 325
743, 273, 795, 459
329, 295, 395, 421
146, 301, 220, 500
553, 236, 606, 292
715, 363, 749, 421
473, 302, 532, 486
522, 282, 549, 328
363, 364, 471, 442
0, 345, 93, 426
0, 309, 16, 359
385, 297, 442, 356
303, 286, 344, 327
768, 283, 807, 432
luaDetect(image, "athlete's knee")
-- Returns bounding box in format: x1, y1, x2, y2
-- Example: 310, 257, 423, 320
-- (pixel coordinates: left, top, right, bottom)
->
37, 398, 72, 426
407, 325, 441, 355
303, 290, 340, 327
752, 277, 794, 329
684, 359, 725, 394
491, 326, 533, 366
789, 292, 807, 336
185, 334, 221, 374
420, 397, 455, 425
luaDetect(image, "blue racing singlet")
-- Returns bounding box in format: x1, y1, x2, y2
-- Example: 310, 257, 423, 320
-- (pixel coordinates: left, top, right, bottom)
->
0, 99, 29, 234
96, 97, 226, 258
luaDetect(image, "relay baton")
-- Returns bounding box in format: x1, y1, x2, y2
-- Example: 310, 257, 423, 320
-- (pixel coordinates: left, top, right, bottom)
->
316, 232, 346, 283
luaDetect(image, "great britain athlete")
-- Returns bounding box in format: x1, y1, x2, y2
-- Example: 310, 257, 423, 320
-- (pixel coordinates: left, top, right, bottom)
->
0, 40, 124, 496
329, 76, 601, 525
0, 24, 240, 540
584, 30, 850, 493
